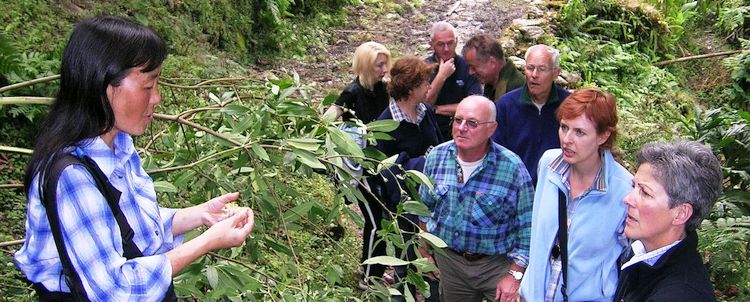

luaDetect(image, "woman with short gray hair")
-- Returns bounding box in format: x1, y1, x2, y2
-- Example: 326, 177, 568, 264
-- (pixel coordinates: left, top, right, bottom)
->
615, 141, 722, 301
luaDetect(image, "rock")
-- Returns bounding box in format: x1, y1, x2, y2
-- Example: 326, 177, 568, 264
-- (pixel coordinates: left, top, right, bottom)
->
560, 70, 582, 86
417, 44, 432, 51
509, 56, 526, 69
500, 38, 516, 54
526, 5, 545, 19
519, 25, 545, 40
512, 18, 543, 27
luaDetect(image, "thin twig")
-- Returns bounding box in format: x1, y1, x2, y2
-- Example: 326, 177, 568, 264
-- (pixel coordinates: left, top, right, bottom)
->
153, 113, 244, 146
0, 146, 33, 155
0, 75, 60, 94
0, 183, 23, 189
208, 251, 277, 283
654, 50, 744, 66
0, 96, 54, 105
0, 239, 25, 247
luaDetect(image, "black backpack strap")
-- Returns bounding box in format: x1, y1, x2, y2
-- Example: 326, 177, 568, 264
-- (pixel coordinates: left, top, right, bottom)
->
40, 153, 176, 301
557, 188, 569, 302
41, 154, 90, 301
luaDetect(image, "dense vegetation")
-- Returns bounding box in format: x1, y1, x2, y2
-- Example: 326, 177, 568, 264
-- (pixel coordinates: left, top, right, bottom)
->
1, 0, 749, 301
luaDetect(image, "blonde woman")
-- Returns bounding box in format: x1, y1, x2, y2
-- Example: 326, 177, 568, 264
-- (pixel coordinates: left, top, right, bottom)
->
324, 41, 391, 124
324, 41, 392, 289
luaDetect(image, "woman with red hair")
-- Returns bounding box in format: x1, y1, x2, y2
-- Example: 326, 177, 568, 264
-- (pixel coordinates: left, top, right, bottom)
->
521, 88, 633, 302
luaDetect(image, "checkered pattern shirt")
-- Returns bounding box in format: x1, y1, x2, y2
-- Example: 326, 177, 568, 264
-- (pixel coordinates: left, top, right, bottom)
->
15, 132, 180, 301
388, 99, 427, 124
418, 141, 534, 267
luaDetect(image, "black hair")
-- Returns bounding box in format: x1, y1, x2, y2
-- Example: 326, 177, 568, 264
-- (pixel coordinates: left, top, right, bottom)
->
24, 15, 167, 191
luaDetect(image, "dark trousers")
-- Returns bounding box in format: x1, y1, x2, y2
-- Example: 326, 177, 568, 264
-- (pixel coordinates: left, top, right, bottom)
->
358, 185, 387, 281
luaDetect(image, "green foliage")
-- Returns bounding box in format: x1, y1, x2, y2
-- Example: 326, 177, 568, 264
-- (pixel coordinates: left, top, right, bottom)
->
722, 42, 750, 110
684, 106, 750, 299
557, 0, 683, 60
717, 1, 750, 43
0, 29, 21, 77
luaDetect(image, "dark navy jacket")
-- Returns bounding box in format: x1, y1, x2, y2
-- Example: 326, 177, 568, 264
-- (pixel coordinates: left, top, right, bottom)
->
375, 104, 442, 212
426, 54, 482, 140
492, 84, 570, 185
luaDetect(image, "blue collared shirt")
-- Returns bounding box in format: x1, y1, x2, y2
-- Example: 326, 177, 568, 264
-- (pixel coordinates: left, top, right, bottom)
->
388, 99, 427, 124
15, 132, 179, 301
418, 141, 534, 267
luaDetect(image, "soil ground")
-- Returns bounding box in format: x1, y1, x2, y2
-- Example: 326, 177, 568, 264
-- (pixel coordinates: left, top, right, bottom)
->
277, 0, 528, 99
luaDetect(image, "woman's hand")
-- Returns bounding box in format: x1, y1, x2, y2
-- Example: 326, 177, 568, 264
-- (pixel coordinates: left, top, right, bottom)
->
204, 208, 255, 250
202, 192, 240, 227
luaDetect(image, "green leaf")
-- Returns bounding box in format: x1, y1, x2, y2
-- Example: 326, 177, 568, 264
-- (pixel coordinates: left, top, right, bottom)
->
287, 138, 322, 151
418, 231, 448, 249
402, 200, 432, 216
327, 126, 365, 158
283, 201, 316, 223
206, 265, 219, 289
411, 257, 438, 273
367, 119, 400, 132
291, 148, 326, 170
362, 256, 409, 266
406, 170, 433, 191
264, 237, 293, 256
326, 265, 343, 285
251, 143, 270, 162
153, 181, 178, 193
222, 104, 251, 116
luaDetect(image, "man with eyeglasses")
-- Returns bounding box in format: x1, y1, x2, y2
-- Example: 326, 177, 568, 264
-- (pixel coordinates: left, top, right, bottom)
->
462, 34, 526, 103
492, 44, 571, 185
418, 95, 534, 302
425, 21, 482, 141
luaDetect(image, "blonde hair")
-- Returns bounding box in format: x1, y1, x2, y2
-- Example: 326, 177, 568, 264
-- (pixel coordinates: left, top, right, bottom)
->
352, 41, 391, 91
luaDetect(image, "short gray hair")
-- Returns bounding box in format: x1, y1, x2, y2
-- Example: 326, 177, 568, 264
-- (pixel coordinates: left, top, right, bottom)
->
525, 44, 560, 68
431, 21, 456, 39
636, 141, 723, 232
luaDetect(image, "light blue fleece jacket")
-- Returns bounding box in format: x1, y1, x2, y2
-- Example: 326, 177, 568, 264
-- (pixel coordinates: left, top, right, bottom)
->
520, 149, 633, 301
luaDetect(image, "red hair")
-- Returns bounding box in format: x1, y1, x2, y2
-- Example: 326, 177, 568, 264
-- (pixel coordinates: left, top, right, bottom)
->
556, 88, 619, 150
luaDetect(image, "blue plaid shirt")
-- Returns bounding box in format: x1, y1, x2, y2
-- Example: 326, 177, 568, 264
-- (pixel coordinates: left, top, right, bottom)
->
419, 141, 534, 267
15, 132, 179, 301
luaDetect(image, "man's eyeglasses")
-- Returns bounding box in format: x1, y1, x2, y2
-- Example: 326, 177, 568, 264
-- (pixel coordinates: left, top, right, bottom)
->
452, 117, 495, 129
434, 40, 456, 49
524, 64, 554, 73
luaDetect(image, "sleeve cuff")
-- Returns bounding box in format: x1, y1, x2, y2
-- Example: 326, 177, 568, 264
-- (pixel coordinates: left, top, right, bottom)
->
508, 252, 528, 268
159, 207, 184, 249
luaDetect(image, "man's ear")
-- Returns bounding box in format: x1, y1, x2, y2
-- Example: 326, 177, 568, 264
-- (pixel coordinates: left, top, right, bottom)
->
672, 203, 693, 226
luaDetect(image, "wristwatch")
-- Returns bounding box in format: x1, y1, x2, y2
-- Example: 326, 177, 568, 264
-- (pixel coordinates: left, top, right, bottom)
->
508, 269, 524, 281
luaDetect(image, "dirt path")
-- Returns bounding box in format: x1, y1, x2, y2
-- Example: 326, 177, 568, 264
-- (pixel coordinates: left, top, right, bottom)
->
279, 0, 528, 99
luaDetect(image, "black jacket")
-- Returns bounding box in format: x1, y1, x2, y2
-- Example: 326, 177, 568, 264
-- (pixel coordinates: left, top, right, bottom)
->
614, 230, 715, 302
334, 79, 389, 124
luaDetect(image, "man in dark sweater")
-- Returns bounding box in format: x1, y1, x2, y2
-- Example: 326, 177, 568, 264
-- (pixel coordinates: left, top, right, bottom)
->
492, 44, 569, 185
425, 21, 482, 141
615, 141, 721, 302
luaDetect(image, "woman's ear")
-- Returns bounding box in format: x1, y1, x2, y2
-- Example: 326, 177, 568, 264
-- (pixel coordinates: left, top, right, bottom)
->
672, 203, 693, 226
597, 130, 611, 146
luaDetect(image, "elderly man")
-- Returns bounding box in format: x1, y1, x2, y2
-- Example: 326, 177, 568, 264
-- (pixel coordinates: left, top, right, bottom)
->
492, 44, 570, 185
425, 21, 482, 141
462, 34, 526, 102
418, 95, 534, 302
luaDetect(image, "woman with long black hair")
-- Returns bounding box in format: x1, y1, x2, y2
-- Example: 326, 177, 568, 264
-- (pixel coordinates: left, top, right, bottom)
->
15, 15, 254, 301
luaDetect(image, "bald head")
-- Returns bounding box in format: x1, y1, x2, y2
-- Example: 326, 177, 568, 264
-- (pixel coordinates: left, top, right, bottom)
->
457, 95, 496, 122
